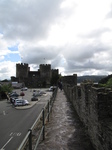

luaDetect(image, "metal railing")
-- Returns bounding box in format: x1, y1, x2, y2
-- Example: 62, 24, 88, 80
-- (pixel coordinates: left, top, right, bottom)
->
18, 87, 57, 150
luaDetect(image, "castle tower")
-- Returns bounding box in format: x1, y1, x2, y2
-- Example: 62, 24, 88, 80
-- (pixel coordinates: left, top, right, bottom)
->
62, 74, 77, 86
16, 63, 29, 82
39, 64, 51, 83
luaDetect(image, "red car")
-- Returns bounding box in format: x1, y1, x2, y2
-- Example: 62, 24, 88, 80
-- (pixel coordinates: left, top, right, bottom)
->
20, 92, 25, 96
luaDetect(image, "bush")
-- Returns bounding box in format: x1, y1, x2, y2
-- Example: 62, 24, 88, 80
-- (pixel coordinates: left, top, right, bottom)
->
98, 78, 112, 88
0, 84, 13, 100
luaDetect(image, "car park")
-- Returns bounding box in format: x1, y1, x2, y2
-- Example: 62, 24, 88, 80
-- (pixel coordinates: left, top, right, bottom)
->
14, 99, 29, 106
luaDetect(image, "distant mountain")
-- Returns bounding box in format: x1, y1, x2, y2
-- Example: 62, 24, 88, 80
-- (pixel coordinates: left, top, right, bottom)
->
77, 75, 107, 83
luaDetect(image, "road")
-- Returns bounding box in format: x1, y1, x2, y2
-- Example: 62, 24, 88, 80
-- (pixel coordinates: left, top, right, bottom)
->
0, 88, 52, 150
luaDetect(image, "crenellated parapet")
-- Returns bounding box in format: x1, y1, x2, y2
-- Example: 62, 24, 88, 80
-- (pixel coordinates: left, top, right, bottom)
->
63, 80, 112, 150
16, 63, 28, 67
40, 64, 51, 69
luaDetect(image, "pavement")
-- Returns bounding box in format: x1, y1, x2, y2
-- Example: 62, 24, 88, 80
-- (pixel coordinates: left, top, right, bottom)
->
36, 89, 95, 150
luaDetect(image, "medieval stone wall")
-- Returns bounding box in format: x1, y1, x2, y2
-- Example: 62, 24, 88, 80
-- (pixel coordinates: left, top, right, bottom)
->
63, 82, 112, 150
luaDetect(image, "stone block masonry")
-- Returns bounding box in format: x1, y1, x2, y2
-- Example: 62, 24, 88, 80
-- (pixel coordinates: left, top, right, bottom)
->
63, 82, 112, 150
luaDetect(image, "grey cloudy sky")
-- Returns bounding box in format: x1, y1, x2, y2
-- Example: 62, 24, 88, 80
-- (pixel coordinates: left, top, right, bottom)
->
0, 0, 112, 80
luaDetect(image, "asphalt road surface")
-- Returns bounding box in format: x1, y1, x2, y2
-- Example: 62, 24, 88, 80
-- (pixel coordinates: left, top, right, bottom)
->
0, 88, 52, 150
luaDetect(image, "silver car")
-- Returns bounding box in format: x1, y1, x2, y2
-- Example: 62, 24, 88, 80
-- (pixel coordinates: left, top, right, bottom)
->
14, 99, 29, 106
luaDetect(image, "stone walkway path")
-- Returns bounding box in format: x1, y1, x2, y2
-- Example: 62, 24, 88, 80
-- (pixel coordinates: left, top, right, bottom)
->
37, 89, 95, 150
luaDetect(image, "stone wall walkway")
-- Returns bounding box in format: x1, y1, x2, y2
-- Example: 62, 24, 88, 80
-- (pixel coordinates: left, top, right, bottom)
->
37, 89, 95, 150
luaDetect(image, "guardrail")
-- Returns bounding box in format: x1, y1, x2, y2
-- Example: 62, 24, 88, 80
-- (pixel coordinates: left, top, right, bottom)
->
18, 87, 57, 150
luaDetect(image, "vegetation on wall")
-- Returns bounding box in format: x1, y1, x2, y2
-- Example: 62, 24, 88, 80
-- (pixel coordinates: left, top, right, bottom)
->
98, 74, 112, 88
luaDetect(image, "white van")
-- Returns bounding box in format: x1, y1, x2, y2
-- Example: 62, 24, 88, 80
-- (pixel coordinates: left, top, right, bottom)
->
14, 99, 29, 106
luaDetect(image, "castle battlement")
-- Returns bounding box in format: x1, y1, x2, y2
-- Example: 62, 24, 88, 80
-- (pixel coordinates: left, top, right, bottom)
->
51, 69, 58, 71
16, 63, 28, 67
40, 64, 51, 67
63, 79, 112, 150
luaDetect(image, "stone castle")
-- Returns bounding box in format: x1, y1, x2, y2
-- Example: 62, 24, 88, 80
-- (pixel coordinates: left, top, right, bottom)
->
11, 63, 59, 88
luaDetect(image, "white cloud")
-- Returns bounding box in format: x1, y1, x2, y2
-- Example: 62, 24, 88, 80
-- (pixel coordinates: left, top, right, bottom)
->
0, 56, 5, 61
0, 0, 112, 80
0, 61, 17, 80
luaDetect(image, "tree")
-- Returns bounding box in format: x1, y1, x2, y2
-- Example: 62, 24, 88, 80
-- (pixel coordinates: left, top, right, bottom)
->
1, 79, 10, 82
0, 84, 13, 100
99, 77, 112, 88
0, 84, 12, 93
106, 78, 112, 88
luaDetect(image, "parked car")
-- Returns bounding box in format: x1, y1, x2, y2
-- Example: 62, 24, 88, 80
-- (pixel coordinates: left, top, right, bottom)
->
11, 97, 18, 103
14, 99, 29, 106
23, 100, 29, 105
10, 93, 19, 97
20, 92, 25, 96
9, 91, 16, 96
33, 91, 42, 97
49, 86, 57, 91
21, 87, 28, 91
31, 96, 38, 101
39, 91, 46, 95
9, 93, 19, 103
